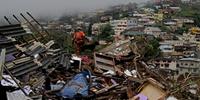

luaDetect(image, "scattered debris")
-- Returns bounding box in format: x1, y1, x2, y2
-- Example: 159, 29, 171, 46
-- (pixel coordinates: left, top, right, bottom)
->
0, 12, 199, 100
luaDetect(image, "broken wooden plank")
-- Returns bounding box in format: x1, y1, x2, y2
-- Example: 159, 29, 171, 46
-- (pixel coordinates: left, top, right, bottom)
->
0, 49, 6, 80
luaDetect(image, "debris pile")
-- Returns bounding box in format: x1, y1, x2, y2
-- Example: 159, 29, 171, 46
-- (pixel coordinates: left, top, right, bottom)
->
0, 13, 199, 100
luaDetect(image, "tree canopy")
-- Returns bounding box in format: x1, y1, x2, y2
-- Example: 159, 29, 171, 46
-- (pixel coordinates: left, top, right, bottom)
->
98, 24, 114, 41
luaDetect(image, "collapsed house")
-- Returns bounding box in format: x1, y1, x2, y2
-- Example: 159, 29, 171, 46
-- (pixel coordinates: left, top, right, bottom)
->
94, 39, 134, 72
0, 13, 199, 100
0, 14, 78, 100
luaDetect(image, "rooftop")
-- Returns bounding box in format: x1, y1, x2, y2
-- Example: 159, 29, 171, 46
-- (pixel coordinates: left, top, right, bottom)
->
123, 31, 145, 36
145, 27, 161, 32
179, 58, 200, 62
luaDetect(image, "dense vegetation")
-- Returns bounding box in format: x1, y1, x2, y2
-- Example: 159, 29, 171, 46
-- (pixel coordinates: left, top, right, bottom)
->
48, 30, 74, 53
144, 38, 160, 59
98, 24, 114, 41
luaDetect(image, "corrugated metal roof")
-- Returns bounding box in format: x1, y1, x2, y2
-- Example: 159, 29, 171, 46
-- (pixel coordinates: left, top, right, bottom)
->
0, 24, 32, 37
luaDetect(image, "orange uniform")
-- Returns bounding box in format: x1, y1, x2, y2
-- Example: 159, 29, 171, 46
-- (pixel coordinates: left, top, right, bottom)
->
73, 31, 85, 55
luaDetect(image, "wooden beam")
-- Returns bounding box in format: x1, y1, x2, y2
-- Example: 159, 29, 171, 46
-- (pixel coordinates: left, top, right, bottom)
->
4, 65, 28, 96
20, 13, 47, 42
26, 12, 50, 36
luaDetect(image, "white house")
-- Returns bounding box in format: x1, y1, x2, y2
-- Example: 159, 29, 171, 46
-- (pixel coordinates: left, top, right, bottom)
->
153, 58, 177, 71
177, 58, 200, 75
110, 18, 138, 35
159, 42, 174, 57
144, 27, 161, 37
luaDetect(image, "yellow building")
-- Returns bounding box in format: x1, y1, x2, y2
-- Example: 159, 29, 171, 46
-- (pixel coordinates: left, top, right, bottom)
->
189, 27, 200, 35
153, 13, 164, 21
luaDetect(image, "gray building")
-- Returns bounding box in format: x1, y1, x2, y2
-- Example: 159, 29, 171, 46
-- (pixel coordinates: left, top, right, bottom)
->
177, 58, 200, 75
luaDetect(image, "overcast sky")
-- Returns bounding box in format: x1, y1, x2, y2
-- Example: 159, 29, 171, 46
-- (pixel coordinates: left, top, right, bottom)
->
0, 0, 147, 18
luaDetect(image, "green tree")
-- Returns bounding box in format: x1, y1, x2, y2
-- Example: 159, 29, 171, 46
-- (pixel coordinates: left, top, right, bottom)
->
144, 38, 160, 59
175, 27, 188, 35
87, 23, 93, 36
193, 13, 200, 27
98, 24, 114, 41
48, 30, 74, 53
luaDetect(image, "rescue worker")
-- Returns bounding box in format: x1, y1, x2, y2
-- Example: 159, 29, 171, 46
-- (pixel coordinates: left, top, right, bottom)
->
73, 28, 85, 55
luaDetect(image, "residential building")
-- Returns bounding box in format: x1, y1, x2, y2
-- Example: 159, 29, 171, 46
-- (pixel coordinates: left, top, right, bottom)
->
144, 27, 161, 37
159, 42, 174, 56
110, 18, 138, 35
183, 18, 194, 24
169, 7, 181, 11
153, 58, 177, 71
133, 13, 146, 17
153, 13, 164, 21
122, 26, 144, 37
174, 43, 197, 57
181, 0, 192, 3
92, 23, 108, 35
177, 58, 200, 75
138, 18, 151, 25
153, 0, 162, 4
159, 41, 197, 58
160, 32, 177, 40
164, 19, 177, 26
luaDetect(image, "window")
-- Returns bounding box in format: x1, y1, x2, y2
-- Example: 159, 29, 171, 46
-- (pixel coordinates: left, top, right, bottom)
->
165, 64, 169, 68
177, 64, 179, 67
193, 69, 197, 72
155, 64, 159, 67
190, 63, 194, 66
188, 69, 191, 71
181, 63, 183, 65
185, 63, 188, 66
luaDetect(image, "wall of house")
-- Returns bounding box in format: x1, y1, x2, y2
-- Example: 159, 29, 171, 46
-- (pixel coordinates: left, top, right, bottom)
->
159, 44, 174, 53
110, 19, 138, 35
154, 60, 177, 71
144, 28, 161, 38
177, 60, 200, 75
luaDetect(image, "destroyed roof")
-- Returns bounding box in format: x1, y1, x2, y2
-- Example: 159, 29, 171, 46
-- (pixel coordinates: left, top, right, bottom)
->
99, 40, 131, 56
0, 24, 32, 37
0, 22, 69, 78
6, 57, 38, 77
0, 36, 16, 47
